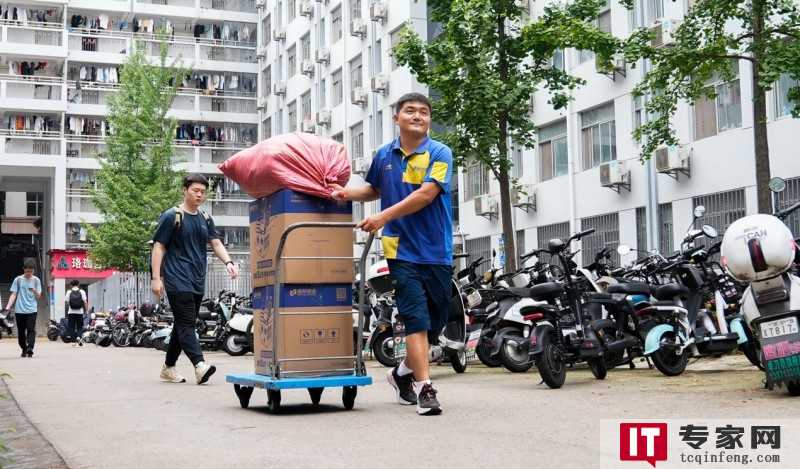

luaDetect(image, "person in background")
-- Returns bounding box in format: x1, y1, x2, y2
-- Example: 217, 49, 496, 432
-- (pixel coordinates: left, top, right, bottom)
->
5, 259, 43, 357
65, 280, 88, 346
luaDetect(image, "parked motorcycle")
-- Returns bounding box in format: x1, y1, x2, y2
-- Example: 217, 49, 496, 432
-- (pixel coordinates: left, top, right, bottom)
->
0, 309, 13, 339
721, 178, 800, 395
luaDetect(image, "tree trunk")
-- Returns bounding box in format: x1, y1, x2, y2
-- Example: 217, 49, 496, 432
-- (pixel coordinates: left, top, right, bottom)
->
497, 9, 517, 273
752, 0, 772, 214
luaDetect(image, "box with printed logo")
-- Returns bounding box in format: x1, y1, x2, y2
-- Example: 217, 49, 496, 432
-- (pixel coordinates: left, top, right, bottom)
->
249, 189, 354, 287
251, 286, 354, 377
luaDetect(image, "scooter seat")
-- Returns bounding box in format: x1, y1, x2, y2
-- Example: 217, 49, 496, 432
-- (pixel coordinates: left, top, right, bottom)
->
197, 310, 217, 320
528, 282, 563, 302
607, 282, 652, 297
653, 283, 690, 301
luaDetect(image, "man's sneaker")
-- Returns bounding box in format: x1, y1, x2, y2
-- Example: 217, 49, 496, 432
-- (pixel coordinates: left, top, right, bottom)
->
160, 364, 186, 383
26, 351, 33, 358
413, 381, 442, 416
387, 367, 416, 405
195, 362, 216, 385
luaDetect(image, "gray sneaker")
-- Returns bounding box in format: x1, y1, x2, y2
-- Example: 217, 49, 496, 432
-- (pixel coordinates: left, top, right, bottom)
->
387, 367, 416, 405
413, 381, 442, 416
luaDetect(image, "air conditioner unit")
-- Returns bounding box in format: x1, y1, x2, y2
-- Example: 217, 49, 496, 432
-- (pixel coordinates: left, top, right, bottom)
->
315, 48, 330, 64
350, 18, 367, 38
300, 0, 314, 17
370, 74, 389, 94
316, 109, 332, 127
512, 184, 537, 212
370, 2, 388, 22
352, 158, 370, 175
300, 119, 316, 133
599, 160, 630, 192
596, 52, 626, 80
273, 29, 286, 42
256, 98, 267, 110
655, 144, 691, 178
355, 229, 369, 244
514, 0, 529, 12
301, 60, 315, 76
256, 46, 267, 60
474, 194, 499, 219
272, 82, 286, 96
255, 0, 265, 9
351, 87, 368, 106
650, 19, 680, 48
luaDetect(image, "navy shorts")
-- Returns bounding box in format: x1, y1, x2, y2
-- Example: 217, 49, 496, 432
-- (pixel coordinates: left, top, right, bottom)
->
388, 259, 452, 343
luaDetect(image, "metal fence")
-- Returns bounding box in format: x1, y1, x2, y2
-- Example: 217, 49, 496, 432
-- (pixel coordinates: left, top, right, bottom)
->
693, 188, 746, 249
537, 221, 570, 264
775, 176, 800, 236
465, 235, 492, 266
88, 262, 251, 311
659, 202, 674, 255
581, 213, 620, 266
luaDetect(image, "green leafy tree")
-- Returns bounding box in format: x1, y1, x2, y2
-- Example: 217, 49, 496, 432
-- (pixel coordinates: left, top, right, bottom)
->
393, 0, 617, 271
624, 0, 800, 213
87, 42, 186, 271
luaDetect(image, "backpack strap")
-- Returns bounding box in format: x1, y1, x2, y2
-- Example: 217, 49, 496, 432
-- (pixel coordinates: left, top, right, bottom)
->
173, 206, 183, 231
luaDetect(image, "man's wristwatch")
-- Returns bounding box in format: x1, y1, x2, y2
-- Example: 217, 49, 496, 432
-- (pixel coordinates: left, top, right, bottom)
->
225, 261, 234, 267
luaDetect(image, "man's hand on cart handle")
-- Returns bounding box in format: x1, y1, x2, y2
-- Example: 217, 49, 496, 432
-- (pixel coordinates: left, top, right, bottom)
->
357, 213, 387, 233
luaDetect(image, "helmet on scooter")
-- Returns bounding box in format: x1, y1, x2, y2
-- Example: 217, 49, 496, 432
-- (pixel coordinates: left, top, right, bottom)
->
721, 214, 796, 282
366, 260, 393, 296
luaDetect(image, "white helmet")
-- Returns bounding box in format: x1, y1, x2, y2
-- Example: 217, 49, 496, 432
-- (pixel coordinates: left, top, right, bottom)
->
721, 214, 796, 282
366, 260, 393, 295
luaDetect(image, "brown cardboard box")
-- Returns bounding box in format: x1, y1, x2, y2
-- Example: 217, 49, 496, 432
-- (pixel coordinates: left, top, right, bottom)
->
253, 306, 354, 377
250, 212, 354, 287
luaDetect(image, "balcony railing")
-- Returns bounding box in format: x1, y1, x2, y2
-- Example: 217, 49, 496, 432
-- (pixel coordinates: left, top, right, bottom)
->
66, 189, 99, 213
135, 0, 257, 13
203, 198, 250, 217
1, 74, 64, 101
2, 134, 62, 156
1, 20, 64, 47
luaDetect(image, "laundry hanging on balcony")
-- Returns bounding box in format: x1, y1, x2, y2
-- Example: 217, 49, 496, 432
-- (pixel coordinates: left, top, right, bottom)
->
5, 115, 58, 133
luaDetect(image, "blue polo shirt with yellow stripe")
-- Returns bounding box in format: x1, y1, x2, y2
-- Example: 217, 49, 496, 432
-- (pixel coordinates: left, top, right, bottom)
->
365, 136, 453, 266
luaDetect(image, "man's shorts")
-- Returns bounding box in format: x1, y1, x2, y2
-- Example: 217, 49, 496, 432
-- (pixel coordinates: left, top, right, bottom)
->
388, 259, 452, 343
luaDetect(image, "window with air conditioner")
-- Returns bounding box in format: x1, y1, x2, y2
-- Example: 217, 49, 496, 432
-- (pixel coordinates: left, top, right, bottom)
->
538, 119, 568, 181
463, 163, 490, 201
331, 6, 343, 42
332, 68, 343, 105
300, 33, 311, 61
581, 102, 617, 170
774, 73, 799, 119
694, 61, 742, 140
287, 100, 297, 133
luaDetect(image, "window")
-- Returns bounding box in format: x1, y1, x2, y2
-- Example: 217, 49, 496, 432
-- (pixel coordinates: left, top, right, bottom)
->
262, 117, 272, 139
511, 142, 524, 179
538, 120, 568, 181
318, 18, 326, 48
350, 0, 361, 19
287, 100, 297, 132
390, 28, 403, 70
350, 54, 363, 89
375, 110, 383, 144
581, 212, 620, 265
331, 132, 343, 143
516, 229, 527, 265
775, 73, 799, 118
694, 61, 742, 140
374, 39, 383, 74
465, 236, 492, 267
300, 34, 311, 61
578, 0, 610, 64
659, 202, 673, 255
262, 66, 272, 96
301, 91, 312, 121
276, 108, 283, 133
277, 54, 283, 81
26, 192, 43, 217
331, 6, 343, 43
775, 177, 800, 235
692, 189, 746, 249
287, 0, 295, 21
319, 77, 327, 108
277, 0, 283, 25
261, 15, 271, 46
537, 221, 570, 263
332, 68, 343, 105
632, 0, 663, 28
551, 49, 565, 71
633, 94, 644, 133
351, 122, 364, 160
581, 103, 616, 170
463, 164, 490, 201
287, 44, 297, 77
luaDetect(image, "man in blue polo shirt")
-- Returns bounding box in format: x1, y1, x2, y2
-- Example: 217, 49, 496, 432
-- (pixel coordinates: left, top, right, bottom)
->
331, 92, 452, 416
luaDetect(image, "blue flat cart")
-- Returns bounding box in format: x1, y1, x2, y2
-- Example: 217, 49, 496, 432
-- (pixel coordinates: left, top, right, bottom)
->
226, 222, 374, 412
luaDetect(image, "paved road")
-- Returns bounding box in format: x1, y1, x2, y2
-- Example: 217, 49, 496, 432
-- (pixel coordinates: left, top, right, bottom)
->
1, 341, 799, 469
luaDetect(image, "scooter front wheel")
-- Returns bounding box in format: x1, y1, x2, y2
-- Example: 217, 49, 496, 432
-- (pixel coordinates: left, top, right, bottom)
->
47, 328, 59, 341
448, 349, 467, 373
476, 340, 501, 367
534, 332, 566, 389
372, 329, 397, 368
587, 357, 608, 380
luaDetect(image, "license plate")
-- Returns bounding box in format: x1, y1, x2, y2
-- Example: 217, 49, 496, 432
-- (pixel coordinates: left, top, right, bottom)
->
467, 291, 482, 308
761, 317, 799, 339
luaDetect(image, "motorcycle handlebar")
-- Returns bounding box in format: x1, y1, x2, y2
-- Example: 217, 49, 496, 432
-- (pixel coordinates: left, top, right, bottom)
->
569, 228, 596, 242
777, 201, 800, 220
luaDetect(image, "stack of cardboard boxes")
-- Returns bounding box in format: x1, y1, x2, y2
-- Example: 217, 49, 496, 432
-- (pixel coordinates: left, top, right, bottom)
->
249, 189, 355, 377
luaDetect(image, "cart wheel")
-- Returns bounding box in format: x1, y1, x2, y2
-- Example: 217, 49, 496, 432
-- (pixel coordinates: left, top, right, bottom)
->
233, 384, 254, 409
308, 387, 324, 406
267, 389, 281, 413
342, 386, 357, 410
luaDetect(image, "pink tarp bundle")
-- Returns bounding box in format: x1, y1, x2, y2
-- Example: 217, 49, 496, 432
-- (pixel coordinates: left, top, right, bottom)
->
218, 132, 351, 199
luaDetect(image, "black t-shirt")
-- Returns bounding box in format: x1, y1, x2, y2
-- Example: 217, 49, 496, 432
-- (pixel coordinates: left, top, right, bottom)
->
152, 208, 219, 294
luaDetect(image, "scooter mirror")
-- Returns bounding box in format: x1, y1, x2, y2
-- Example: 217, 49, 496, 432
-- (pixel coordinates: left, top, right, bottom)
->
769, 177, 787, 193
702, 225, 718, 239
617, 244, 632, 256
694, 205, 706, 219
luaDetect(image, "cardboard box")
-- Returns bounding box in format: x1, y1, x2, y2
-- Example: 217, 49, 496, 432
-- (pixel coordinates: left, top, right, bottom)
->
249, 190, 355, 287
252, 286, 354, 377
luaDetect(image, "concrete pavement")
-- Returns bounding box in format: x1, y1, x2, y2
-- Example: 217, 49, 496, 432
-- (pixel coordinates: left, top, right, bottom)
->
1, 340, 799, 469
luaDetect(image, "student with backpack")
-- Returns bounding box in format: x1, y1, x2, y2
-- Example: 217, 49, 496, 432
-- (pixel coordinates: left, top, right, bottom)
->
65, 280, 88, 346
151, 174, 238, 385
